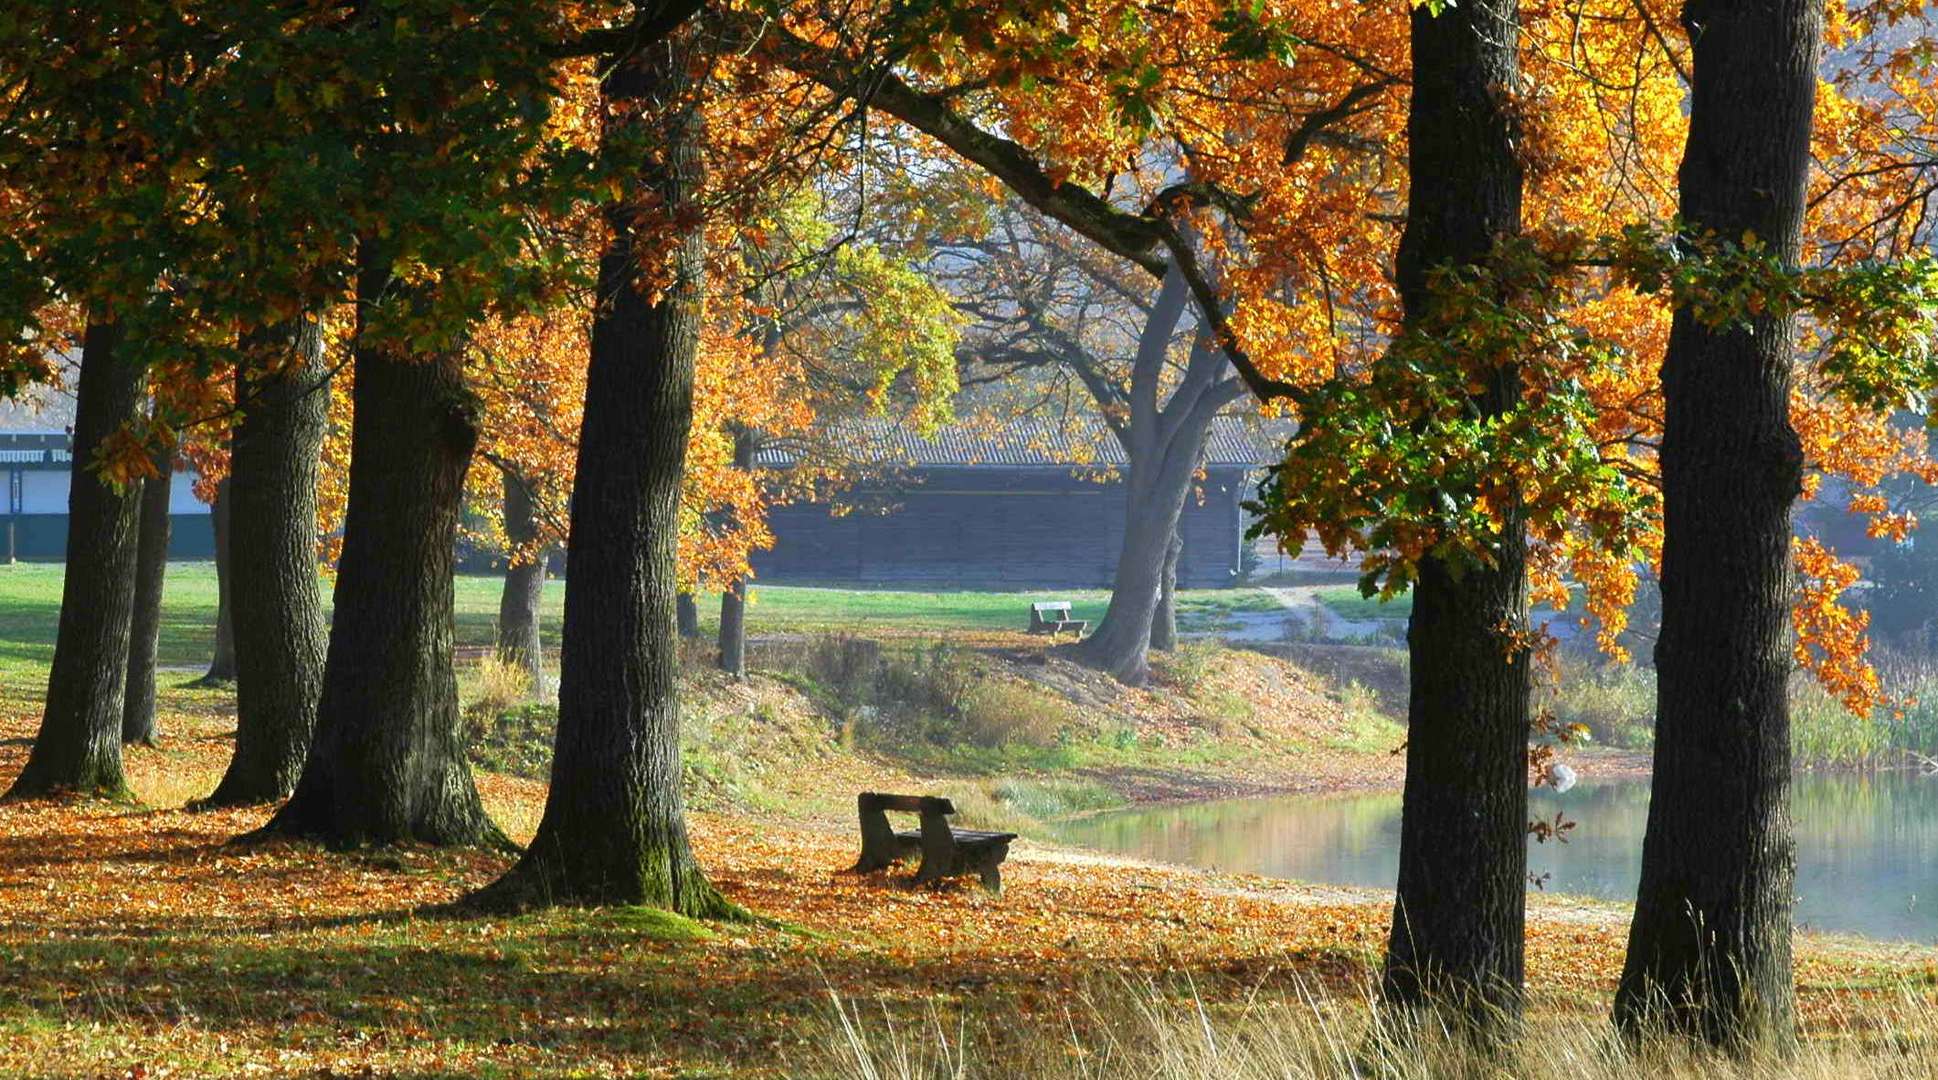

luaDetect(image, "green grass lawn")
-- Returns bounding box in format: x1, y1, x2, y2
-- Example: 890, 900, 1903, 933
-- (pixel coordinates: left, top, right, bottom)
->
1315, 584, 1412, 621
0, 561, 1270, 671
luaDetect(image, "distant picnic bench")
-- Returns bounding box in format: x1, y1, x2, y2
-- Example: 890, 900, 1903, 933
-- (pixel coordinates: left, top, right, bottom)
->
853, 792, 1018, 893
1028, 600, 1088, 637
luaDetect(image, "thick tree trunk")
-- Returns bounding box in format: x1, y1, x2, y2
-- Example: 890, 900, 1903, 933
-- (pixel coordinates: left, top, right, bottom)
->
254, 256, 503, 848
1149, 529, 1182, 652
496, 468, 547, 692
677, 593, 700, 638
1614, 0, 1817, 1047
6, 321, 142, 799
1081, 490, 1180, 683
197, 478, 237, 686
121, 446, 172, 746
201, 322, 330, 807
1379, 0, 1529, 1031
716, 428, 756, 678
469, 33, 732, 915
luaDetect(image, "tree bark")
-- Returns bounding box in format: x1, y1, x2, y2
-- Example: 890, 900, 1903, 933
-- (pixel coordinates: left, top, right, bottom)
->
121, 444, 172, 746
1149, 528, 1182, 652
6, 321, 142, 799
197, 477, 237, 686
676, 592, 700, 638
200, 322, 330, 807
1614, 0, 1817, 1047
496, 468, 547, 692
1379, 0, 1529, 1031
469, 31, 733, 915
253, 254, 503, 848
716, 428, 756, 678
1078, 269, 1237, 685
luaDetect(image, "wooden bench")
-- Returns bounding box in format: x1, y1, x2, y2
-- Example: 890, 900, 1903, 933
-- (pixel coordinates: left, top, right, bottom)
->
1029, 600, 1088, 637
853, 792, 1018, 893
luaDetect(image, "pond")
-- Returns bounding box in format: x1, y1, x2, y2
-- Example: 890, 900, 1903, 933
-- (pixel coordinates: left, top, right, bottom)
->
1050, 772, 1938, 942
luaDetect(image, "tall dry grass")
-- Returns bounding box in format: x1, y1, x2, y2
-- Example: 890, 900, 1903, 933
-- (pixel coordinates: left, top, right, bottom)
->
806, 976, 1938, 1080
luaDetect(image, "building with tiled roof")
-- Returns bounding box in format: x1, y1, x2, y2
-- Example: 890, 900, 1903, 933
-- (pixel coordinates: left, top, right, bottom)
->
751, 416, 1274, 589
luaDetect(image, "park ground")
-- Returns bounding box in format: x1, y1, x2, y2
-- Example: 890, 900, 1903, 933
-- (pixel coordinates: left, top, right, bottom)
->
0, 562, 1933, 1077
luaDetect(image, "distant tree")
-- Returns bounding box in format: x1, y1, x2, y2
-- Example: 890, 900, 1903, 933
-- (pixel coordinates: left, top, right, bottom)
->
197, 478, 237, 687
495, 469, 549, 689
940, 200, 1242, 684
122, 440, 172, 746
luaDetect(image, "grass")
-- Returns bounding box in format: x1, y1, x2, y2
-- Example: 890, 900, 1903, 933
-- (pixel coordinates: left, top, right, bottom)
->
0, 561, 1271, 654
814, 975, 1938, 1080
1315, 585, 1412, 622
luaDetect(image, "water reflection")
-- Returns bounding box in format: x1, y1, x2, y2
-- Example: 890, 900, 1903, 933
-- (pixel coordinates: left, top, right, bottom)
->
1051, 773, 1938, 942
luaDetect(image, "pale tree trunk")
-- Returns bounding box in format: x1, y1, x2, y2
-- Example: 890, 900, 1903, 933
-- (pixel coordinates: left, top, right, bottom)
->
1149, 529, 1183, 652
7, 321, 142, 799
1379, 0, 1530, 1034
198, 478, 237, 686
201, 321, 330, 807
496, 468, 547, 693
122, 444, 172, 746
1615, 0, 1817, 1047
254, 251, 503, 848
1079, 264, 1239, 684
468, 26, 733, 915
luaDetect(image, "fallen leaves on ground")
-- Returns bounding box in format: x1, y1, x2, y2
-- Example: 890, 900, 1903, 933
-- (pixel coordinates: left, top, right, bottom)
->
0, 696, 1927, 1077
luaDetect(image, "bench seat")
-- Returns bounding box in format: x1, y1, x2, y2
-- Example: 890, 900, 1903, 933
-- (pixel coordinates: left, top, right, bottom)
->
855, 792, 1020, 893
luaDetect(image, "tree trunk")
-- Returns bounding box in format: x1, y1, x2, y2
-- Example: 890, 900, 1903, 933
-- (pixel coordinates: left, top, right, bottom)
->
1614, 0, 1817, 1047
1149, 528, 1182, 652
6, 321, 142, 799
1082, 489, 1179, 683
716, 428, 756, 678
200, 321, 330, 807
718, 585, 747, 676
496, 468, 547, 692
468, 32, 733, 915
197, 477, 237, 686
254, 255, 503, 848
121, 445, 172, 746
1078, 271, 1235, 685
677, 593, 700, 638
1379, 0, 1529, 1031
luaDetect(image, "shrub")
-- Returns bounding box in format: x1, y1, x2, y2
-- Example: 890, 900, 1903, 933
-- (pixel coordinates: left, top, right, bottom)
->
1549, 659, 1655, 750
459, 656, 534, 753
803, 634, 883, 714
956, 677, 1070, 749
1151, 640, 1222, 694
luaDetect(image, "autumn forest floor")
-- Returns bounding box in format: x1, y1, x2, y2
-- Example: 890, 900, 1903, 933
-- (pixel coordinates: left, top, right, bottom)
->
0, 562, 1929, 1077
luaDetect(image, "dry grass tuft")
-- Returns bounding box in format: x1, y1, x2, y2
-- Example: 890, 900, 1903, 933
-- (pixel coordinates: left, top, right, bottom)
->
811, 975, 1938, 1080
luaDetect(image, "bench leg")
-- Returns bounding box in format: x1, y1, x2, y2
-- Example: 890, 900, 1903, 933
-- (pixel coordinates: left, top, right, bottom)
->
979, 864, 1001, 895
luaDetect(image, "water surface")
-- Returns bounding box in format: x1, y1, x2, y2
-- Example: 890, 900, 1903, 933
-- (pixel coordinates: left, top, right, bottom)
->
1051, 773, 1938, 942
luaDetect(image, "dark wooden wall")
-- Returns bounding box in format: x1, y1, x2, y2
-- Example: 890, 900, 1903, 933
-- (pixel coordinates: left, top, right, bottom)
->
752, 466, 1252, 590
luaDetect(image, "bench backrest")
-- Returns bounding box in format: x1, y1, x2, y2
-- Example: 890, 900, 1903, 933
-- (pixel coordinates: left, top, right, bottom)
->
858, 791, 956, 816
1031, 601, 1073, 619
